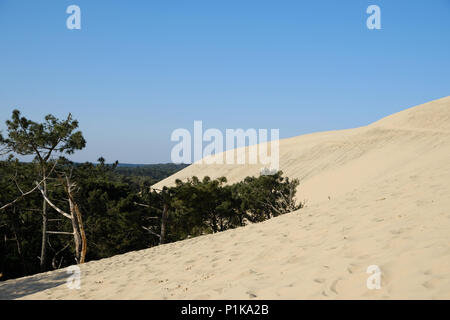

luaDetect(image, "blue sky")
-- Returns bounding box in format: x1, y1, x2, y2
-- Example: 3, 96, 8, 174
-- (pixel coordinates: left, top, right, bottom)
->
1, 0, 449, 163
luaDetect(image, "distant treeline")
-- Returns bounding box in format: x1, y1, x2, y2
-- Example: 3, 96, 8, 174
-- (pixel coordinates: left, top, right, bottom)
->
0, 110, 302, 281
114, 163, 189, 185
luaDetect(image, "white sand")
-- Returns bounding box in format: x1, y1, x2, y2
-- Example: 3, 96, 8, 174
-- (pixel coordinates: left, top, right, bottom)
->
1, 96, 449, 300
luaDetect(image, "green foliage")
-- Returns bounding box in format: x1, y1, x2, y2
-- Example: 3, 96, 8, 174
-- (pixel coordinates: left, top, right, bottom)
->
0, 110, 86, 162
0, 161, 43, 278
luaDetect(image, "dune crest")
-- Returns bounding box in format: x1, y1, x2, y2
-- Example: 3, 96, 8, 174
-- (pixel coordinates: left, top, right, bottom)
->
371, 96, 450, 131
154, 96, 450, 204
1, 96, 449, 299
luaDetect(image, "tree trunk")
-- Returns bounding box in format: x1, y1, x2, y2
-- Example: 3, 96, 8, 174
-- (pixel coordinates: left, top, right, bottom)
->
68, 197, 82, 263
74, 203, 87, 263
68, 187, 87, 264
211, 214, 218, 233
38, 176, 87, 265
160, 203, 168, 245
39, 176, 48, 272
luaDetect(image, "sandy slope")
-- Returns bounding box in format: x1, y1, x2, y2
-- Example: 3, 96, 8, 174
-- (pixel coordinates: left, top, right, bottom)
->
1, 96, 449, 300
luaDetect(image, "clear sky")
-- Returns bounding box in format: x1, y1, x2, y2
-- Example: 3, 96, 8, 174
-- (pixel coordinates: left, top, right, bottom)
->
1, 0, 449, 163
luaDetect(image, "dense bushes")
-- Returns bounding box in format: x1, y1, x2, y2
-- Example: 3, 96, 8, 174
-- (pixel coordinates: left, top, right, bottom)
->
158, 172, 302, 238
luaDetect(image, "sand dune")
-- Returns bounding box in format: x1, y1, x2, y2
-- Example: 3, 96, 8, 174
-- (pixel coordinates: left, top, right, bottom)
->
1, 96, 449, 299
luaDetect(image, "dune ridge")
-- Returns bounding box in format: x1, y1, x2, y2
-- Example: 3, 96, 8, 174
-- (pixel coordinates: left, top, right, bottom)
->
1, 96, 449, 299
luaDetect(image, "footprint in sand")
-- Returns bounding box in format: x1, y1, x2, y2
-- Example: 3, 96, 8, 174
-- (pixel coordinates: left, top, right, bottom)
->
347, 263, 359, 274
314, 278, 326, 284
422, 277, 441, 289
330, 279, 341, 295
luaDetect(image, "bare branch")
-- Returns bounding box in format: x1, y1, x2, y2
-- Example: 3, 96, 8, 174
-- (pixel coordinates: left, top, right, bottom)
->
142, 226, 161, 239
0, 162, 58, 211
134, 202, 163, 212
46, 231, 74, 235
36, 183, 72, 219
256, 198, 284, 215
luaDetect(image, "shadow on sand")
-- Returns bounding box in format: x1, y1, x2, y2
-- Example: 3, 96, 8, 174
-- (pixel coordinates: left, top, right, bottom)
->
0, 270, 69, 300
